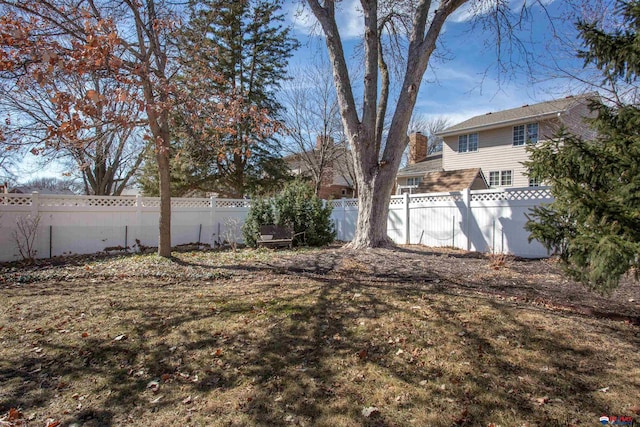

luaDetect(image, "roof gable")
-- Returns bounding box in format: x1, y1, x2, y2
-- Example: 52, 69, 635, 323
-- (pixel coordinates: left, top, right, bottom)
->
438, 94, 595, 137
415, 168, 486, 193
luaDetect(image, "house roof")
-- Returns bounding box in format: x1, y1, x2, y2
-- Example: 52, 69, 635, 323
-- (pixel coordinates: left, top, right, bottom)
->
9, 186, 75, 195
415, 168, 486, 193
396, 153, 443, 177
438, 94, 594, 137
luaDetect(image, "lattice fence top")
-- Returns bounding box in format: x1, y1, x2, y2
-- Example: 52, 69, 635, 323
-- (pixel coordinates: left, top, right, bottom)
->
471, 187, 552, 202
140, 198, 160, 208
172, 198, 211, 208
215, 199, 252, 208
41, 195, 138, 207
0, 194, 32, 206
330, 199, 358, 207
410, 193, 462, 204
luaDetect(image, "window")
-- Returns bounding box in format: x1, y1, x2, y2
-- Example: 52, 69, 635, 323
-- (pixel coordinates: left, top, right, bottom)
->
529, 177, 541, 187
407, 177, 422, 186
489, 170, 512, 187
501, 170, 512, 186
526, 123, 539, 144
514, 123, 539, 146
489, 171, 500, 187
458, 133, 478, 153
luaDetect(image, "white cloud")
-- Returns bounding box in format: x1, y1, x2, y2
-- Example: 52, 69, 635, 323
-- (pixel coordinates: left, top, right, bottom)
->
414, 77, 551, 125
285, 0, 364, 40
450, 0, 498, 23
450, 0, 557, 24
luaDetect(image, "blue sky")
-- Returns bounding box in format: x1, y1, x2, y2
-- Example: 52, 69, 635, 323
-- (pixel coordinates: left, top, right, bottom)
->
283, 0, 596, 127
13, 0, 601, 183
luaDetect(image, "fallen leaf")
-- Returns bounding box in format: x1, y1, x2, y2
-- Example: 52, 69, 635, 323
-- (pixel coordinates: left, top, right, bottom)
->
357, 349, 367, 359
82, 332, 89, 338
6, 408, 23, 421
182, 396, 192, 404
598, 387, 609, 393
46, 421, 61, 427
147, 380, 160, 392
362, 406, 380, 417
534, 396, 549, 406
113, 334, 127, 341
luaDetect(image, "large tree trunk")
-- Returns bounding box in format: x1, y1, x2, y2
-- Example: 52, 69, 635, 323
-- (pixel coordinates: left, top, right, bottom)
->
349, 164, 396, 247
156, 143, 172, 257
307, 0, 466, 249
144, 79, 173, 258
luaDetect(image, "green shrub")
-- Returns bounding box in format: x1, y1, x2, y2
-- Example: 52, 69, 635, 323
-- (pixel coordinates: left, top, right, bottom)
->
242, 197, 275, 248
242, 180, 335, 247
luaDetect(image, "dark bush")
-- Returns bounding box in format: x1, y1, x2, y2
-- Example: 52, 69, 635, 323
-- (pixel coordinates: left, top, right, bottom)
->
242, 197, 275, 248
242, 180, 335, 247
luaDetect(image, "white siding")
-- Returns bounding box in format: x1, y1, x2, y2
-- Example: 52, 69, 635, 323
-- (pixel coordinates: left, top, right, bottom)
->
442, 120, 559, 188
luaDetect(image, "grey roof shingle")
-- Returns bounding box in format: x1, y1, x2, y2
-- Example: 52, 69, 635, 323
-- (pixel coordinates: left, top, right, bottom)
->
396, 154, 443, 177
438, 94, 593, 136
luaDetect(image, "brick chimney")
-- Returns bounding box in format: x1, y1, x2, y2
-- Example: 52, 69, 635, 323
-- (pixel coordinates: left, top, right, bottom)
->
408, 132, 428, 165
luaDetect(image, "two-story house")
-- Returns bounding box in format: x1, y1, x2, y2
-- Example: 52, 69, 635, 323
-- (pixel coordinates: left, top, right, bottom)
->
396, 130, 488, 194
437, 94, 596, 188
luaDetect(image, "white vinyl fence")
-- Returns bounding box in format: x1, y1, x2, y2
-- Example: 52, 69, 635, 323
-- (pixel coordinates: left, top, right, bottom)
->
0, 193, 250, 262
0, 187, 553, 262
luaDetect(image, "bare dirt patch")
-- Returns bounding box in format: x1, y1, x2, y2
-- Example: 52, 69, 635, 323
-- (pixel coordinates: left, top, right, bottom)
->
1, 245, 639, 426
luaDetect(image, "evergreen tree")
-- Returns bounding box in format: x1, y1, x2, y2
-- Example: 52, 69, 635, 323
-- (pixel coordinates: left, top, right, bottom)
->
144, 0, 297, 198
242, 180, 335, 247
525, 1, 640, 292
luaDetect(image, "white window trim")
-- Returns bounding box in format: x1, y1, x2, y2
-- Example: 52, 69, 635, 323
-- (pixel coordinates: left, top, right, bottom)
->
489, 170, 513, 187
513, 122, 539, 146
458, 132, 479, 153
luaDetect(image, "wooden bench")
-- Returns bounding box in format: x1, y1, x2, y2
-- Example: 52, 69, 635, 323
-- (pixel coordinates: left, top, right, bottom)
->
258, 225, 300, 249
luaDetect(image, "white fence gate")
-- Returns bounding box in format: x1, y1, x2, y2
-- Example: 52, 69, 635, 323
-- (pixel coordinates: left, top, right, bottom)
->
0, 187, 553, 262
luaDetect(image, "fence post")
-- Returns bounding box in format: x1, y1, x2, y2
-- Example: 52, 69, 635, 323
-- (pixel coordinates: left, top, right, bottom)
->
463, 188, 471, 251
135, 194, 142, 250
30, 191, 40, 217
403, 192, 410, 245
341, 199, 347, 241
210, 196, 217, 246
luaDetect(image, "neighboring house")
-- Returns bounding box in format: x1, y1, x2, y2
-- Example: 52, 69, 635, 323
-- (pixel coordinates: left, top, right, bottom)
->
396, 132, 486, 194
437, 94, 596, 189
395, 133, 445, 194
9, 185, 75, 195
284, 137, 357, 199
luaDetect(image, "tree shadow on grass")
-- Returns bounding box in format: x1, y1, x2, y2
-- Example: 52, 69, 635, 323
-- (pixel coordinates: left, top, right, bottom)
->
1, 253, 638, 426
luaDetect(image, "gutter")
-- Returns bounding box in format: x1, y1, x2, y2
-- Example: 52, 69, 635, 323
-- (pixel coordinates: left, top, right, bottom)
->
436, 110, 565, 138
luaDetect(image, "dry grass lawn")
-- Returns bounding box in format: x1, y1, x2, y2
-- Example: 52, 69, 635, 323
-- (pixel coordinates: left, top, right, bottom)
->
0, 246, 639, 426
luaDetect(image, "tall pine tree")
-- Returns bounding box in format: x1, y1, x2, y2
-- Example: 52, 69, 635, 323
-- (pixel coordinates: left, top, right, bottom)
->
525, 1, 640, 292
159, 0, 297, 197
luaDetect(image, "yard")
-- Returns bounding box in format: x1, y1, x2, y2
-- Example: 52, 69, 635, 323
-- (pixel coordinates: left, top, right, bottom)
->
0, 245, 639, 426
